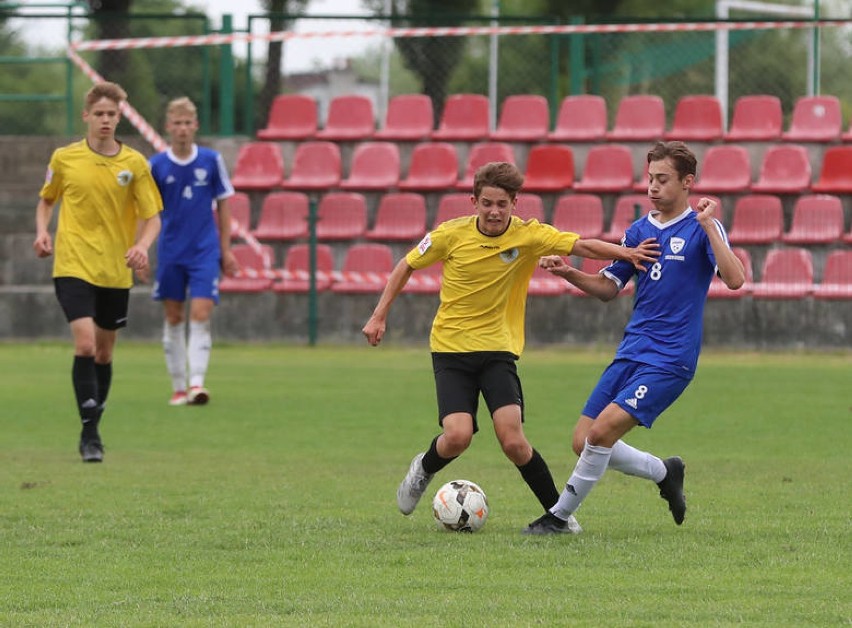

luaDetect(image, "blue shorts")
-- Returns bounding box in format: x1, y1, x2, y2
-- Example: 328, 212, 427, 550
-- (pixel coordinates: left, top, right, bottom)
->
582, 359, 691, 428
153, 260, 220, 304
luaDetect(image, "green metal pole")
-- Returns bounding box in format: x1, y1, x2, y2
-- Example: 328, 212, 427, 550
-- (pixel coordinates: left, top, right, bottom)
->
245, 16, 254, 137
65, 4, 74, 135
812, 0, 820, 95
201, 20, 212, 135
549, 26, 559, 124
307, 196, 319, 346
219, 14, 234, 135
569, 16, 584, 95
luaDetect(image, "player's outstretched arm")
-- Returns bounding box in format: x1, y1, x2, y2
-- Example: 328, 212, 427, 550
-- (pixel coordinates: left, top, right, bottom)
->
572, 237, 660, 271
33, 198, 55, 258
539, 256, 619, 301
363, 258, 414, 346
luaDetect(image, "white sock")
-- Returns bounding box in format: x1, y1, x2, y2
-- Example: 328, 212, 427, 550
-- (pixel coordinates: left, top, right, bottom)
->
609, 440, 667, 483
550, 440, 612, 520
163, 321, 187, 393
188, 320, 212, 389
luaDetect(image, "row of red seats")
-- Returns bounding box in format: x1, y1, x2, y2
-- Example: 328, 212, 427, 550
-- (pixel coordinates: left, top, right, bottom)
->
228, 190, 852, 246
257, 93, 852, 144
231, 140, 852, 194
222, 242, 852, 300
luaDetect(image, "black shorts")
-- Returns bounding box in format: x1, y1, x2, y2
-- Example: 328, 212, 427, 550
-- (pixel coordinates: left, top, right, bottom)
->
431, 351, 524, 433
54, 277, 130, 330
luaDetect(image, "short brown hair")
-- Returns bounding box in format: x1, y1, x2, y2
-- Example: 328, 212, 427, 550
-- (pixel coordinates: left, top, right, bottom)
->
84, 82, 127, 111
647, 141, 697, 180
473, 162, 524, 199
166, 96, 197, 118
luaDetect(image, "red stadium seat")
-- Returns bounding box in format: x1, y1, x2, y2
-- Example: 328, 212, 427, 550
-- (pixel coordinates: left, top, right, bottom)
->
844, 122, 852, 142
375, 94, 434, 141
231, 142, 284, 190
813, 250, 852, 300
812, 146, 852, 194
219, 244, 274, 292
404, 261, 443, 294
315, 192, 367, 241
727, 194, 783, 245
782, 194, 844, 244
574, 145, 635, 193
515, 194, 545, 223
316, 94, 375, 140
281, 141, 341, 190
783, 95, 842, 142
665, 95, 724, 142
250, 191, 309, 241
340, 142, 400, 191
725, 95, 782, 141
433, 193, 473, 229
751, 144, 812, 194
456, 142, 515, 190
707, 247, 753, 299
551, 194, 604, 239
752, 247, 814, 299
522, 144, 574, 192
331, 243, 395, 293
227, 192, 252, 240
528, 264, 567, 296
432, 94, 490, 141
607, 95, 665, 141
273, 244, 334, 293
490, 94, 549, 141
257, 94, 317, 141
365, 193, 427, 242
692, 145, 752, 193
548, 95, 607, 142
602, 194, 654, 243
398, 142, 459, 191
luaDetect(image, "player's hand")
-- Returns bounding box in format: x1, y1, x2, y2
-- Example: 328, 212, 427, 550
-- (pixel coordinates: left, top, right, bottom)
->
221, 249, 239, 277
627, 238, 660, 271
134, 267, 151, 284
362, 316, 386, 346
125, 245, 149, 271
694, 197, 718, 228
539, 255, 568, 270
33, 232, 53, 258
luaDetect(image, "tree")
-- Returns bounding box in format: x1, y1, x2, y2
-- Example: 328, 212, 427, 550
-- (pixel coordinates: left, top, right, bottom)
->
258, 0, 310, 132
365, 0, 480, 123
87, 0, 134, 80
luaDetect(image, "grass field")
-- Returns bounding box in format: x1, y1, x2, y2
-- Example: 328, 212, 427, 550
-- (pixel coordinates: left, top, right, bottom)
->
0, 342, 849, 626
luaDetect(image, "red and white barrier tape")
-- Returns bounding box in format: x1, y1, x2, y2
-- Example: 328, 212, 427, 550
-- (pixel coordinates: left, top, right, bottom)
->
70, 19, 844, 52
233, 267, 441, 290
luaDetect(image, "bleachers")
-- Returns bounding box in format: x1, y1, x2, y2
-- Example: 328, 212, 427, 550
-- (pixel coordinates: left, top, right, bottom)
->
224, 90, 852, 302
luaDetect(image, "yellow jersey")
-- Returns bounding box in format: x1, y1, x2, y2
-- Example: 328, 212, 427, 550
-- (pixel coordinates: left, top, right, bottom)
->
406, 215, 580, 356
40, 139, 163, 288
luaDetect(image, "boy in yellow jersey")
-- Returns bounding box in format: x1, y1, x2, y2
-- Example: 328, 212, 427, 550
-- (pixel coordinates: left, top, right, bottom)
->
363, 162, 660, 530
33, 81, 162, 463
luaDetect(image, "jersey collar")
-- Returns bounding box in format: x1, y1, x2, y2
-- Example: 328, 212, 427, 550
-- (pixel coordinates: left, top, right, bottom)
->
166, 144, 198, 166
647, 207, 693, 230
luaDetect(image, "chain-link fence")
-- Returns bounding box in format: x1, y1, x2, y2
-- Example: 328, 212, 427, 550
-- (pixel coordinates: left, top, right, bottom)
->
2, 8, 851, 138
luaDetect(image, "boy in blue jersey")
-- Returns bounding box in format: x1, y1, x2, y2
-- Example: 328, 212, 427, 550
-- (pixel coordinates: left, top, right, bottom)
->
149, 97, 239, 406
524, 141, 745, 534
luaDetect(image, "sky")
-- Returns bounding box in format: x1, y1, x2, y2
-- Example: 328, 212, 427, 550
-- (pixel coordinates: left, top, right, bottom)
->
10, 0, 379, 73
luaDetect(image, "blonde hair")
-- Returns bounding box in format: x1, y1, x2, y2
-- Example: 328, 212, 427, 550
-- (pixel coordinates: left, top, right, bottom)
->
84, 82, 127, 110
166, 97, 198, 118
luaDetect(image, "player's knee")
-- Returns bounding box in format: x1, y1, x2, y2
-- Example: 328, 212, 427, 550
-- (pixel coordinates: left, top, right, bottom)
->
498, 435, 529, 463
441, 429, 472, 455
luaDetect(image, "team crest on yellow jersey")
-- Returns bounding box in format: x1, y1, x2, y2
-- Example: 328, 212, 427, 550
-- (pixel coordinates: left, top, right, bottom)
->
117, 170, 133, 186
500, 248, 519, 263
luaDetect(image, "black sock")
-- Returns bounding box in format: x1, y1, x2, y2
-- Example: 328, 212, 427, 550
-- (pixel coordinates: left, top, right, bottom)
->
421, 435, 456, 475
517, 449, 560, 510
72, 356, 99, 439
95, 361, 112, 419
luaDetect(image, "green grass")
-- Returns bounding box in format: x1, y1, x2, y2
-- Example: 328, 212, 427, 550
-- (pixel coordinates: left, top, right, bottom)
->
0, 343, 849, 626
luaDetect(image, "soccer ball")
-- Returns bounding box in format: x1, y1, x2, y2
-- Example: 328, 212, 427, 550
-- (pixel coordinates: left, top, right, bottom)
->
432, 479, 489, 533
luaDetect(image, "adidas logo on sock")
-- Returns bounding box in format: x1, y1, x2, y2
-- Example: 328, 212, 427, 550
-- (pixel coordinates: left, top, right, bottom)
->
624, 397, 638, 409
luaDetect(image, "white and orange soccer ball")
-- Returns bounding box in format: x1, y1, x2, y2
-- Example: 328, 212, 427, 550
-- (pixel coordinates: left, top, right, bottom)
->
432, 479, 489, 533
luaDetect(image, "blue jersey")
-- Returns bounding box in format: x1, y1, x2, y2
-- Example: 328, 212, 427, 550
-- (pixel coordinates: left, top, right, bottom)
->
602, 208, 730, 378
149, 145, 233, 265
